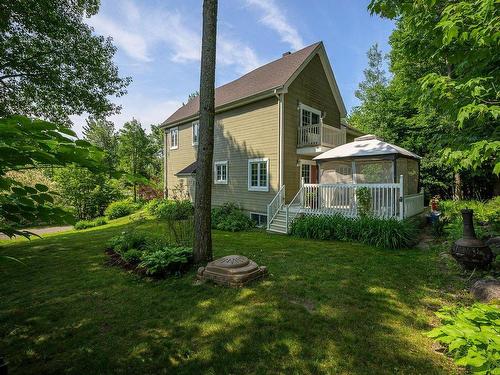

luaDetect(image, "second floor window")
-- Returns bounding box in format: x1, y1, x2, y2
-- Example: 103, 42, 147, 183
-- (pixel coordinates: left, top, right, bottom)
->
248, 158, 269, 192
170, 127, 178, 149
300, 104, 321, 127
192, 121, 199, 145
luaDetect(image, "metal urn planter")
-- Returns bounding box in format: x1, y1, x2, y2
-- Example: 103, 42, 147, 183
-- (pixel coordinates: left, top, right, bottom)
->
451, 209, 494, 270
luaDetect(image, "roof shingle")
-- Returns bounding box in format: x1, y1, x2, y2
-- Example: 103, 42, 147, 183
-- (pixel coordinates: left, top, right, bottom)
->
162, 42, 322, 126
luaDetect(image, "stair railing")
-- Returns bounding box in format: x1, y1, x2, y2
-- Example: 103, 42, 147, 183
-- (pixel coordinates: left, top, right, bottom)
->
267, 185, 285, 229
286, 185, 304, 232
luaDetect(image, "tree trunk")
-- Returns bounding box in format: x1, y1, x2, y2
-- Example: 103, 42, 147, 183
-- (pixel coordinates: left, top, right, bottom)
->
193, 0, 217, 264
453, 172, 463, 200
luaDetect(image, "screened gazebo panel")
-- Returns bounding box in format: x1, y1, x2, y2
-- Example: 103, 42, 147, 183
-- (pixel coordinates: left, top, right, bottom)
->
396, 158, 419, 194
320, 161, 353, 184
355, 160, 393, 184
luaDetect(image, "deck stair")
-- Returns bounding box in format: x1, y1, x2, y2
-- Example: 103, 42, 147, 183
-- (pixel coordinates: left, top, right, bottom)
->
267, 208, 288, 234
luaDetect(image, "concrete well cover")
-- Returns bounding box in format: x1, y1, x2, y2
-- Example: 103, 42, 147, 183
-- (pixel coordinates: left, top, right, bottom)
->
197, 255, 268, 287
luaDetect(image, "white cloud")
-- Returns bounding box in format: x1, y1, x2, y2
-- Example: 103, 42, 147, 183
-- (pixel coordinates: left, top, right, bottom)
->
245, 0, 304, 51
87, 14, 151, 62
87, 1, 262, 74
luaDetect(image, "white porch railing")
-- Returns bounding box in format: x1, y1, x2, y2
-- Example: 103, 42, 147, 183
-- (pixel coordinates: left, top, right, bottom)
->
403, 189, 425, 218
266, 185, 285, 229
297, 124, 346, 148
267, 177, 425, 233
302, 182, 404, 219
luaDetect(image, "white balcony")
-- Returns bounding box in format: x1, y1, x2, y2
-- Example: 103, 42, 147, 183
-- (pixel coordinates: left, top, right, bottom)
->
297, 123, 346, 156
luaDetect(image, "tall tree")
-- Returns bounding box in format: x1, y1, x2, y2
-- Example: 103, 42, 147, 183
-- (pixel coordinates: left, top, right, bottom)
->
0, 0, 130, 123
193, 0, 218, 263
368, 0, 499, 179
83, 117, 118, 176
117, 119, 153, 202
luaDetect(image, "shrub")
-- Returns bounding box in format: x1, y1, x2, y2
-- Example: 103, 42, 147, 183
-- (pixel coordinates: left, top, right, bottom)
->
107, 230, 148, 253
356, 187, 372, 217
74, 216, 108, 230
105, 200, 138, 219
211, 202, 255, 232
151, 199, 193, 220
428, 303, 499, 374
122, 249, 142, 264
139, 247, 192, 276
290, 214, 419, 249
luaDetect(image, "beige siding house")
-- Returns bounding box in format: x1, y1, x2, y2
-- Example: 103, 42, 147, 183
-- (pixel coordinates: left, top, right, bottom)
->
161, 41, 362, 229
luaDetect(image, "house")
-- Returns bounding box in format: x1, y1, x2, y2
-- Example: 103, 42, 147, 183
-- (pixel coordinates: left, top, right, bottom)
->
160, 41, 424, 233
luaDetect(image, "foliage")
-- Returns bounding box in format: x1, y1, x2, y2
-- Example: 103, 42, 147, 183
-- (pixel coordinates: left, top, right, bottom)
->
121, 249, 143, 264
107, 230, 148, 254
290, 214, 419, 249
104, 200, 138, 220
0, 0, 130, 122
54, 165, 120, 220
150, 199, 193, 221
0, 115, 105, 237
356, 187, 372, 217
139, 247, 192, 276
117, 119, 155, 201
438, 198, 500, 240
83, 117, 118, 176
211, 202, 255, 232
428, 303, 499, 374
74, 217, 107, 230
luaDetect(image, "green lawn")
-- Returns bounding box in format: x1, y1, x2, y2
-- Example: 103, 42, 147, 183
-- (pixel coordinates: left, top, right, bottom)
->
0, 218, 467, 374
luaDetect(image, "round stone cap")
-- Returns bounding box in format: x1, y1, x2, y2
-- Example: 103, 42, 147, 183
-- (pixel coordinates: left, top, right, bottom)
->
211, 255, 249, 269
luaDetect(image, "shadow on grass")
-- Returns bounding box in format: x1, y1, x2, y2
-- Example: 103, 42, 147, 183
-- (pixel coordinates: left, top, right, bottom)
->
0, 219, 462, 374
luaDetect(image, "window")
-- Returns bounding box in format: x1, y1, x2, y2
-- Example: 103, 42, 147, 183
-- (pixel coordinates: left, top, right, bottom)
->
248, 158, 269, 191
250, 213, 267, 227
214, 161, 228, 184
300, 104, 321, 127
170, 127, 178, 149
301, 164, 311, 184
192, 121, 199, 145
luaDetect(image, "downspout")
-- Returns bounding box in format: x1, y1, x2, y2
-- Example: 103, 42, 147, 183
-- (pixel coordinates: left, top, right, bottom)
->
274, 89, 284, 189
163, 129, 168, 198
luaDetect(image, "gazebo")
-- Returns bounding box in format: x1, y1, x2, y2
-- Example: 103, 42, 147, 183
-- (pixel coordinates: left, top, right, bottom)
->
283, 134, 424, 221
314, 134, 421, 195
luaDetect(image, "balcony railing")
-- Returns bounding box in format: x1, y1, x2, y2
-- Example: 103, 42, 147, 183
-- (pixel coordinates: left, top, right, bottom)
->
297, 123, 346, 148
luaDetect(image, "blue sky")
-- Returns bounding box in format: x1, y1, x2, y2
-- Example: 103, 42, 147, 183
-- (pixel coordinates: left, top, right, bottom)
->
71, 0, 394, 136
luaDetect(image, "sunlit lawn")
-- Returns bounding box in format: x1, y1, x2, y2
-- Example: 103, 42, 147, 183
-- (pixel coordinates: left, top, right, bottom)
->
0, 217, 466, 374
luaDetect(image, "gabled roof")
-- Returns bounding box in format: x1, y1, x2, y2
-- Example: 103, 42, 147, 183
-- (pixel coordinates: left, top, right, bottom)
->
162, 41, 346, 127
314, 135, 421, 161
175, 161, 197, 176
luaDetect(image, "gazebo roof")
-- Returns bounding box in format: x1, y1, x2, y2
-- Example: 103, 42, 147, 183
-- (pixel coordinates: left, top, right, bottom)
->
314, 134, 421, 161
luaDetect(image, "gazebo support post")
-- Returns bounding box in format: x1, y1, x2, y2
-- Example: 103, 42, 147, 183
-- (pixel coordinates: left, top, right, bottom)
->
399, 174, 404, 220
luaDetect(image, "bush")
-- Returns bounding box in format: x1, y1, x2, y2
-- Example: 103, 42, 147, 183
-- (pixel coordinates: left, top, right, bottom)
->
74, 216, 108, 230
428, 303, 499, 374
150, 199, 193, 220
139, 246, 192, 276
122, 249, 142, 264
107, 230, 148, 253
211, 202, 255, 232
105, 200, 138, 219
290, 214, 419, 249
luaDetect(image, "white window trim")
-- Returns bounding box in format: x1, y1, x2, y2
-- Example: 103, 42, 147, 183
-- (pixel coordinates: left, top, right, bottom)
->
170, 127, 179, 150
299, 103, 322, 127
192, 121, 199, 146
248, 158, 269, 192
214, 160, 228, 185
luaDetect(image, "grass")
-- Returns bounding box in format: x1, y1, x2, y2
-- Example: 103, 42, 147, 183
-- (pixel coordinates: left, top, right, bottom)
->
0, 217, 469, 374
